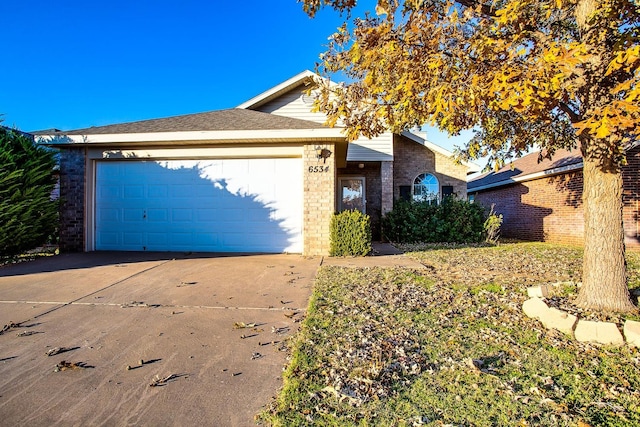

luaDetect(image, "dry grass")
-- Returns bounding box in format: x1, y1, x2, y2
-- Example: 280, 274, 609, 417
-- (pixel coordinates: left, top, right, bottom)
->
259, 242, 640, 426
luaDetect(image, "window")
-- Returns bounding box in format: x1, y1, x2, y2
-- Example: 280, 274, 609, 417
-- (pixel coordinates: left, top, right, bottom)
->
413, 173, 439, 203
339, 177, 366, 213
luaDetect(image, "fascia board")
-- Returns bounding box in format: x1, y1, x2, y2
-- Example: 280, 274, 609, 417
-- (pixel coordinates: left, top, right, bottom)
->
44, 128, 346, 145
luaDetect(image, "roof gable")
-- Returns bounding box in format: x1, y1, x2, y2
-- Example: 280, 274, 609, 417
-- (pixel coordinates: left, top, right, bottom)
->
237, 70, 318, 110
400, 131, 481, 173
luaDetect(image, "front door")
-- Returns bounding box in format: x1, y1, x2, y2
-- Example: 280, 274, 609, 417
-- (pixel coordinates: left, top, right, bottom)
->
338, 177, 366, 213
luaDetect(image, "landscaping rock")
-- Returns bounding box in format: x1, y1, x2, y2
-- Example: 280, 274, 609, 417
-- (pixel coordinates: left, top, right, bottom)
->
522, 297, 548, 320
527, 285, 549, 298
539, 307, 577, 336
574, 320, 624, 346
623, 320, 640, 348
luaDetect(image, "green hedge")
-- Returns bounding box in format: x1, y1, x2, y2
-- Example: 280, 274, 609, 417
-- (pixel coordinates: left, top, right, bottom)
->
330, 210, 372, 256
382, 197, 486, 243
1, 127, 58, 257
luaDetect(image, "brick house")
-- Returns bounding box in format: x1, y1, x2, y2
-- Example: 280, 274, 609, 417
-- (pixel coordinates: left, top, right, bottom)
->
468, 146, 640, 247
41, 71, 477, 256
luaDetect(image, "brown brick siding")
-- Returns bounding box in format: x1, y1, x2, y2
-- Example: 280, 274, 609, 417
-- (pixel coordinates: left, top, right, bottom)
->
380, 161, 393, 215
303, 143, 336, 256
58, 148, 85, 252
473, 145, 640, 247
393, 134, 468, 201
474, 172, 584, 245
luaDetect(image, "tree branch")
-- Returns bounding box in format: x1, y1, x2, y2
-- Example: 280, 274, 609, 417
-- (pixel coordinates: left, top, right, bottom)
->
455, 0, 497, 17
558, 101, 581, 123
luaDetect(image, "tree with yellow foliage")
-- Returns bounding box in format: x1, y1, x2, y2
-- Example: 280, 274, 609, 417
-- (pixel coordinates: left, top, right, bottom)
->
302, 0, 639, 312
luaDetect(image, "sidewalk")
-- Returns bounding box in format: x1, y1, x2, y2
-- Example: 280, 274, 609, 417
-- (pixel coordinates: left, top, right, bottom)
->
321, 242, 426, 269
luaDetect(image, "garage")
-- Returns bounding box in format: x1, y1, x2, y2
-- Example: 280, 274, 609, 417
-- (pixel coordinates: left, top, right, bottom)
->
94, 158, 303, 253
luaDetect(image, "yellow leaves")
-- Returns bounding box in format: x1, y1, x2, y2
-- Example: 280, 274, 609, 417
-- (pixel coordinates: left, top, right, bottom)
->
594, 119, 612, 139
542, 47, 560, 64
375, 3, 388, 16
542, 42, 591, 72
308, 0, 640, 154
351, 42, 362, 64
575, 102, 640, 142
494, 1, 523, 26
606, 45, 640, 76
449, 7, 459, 24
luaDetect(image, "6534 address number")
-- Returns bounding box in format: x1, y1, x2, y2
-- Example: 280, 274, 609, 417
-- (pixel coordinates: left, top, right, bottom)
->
308, 166, 330, 173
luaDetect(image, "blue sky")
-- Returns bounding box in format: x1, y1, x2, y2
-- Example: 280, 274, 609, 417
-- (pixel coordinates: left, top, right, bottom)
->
1, 0, 471, 152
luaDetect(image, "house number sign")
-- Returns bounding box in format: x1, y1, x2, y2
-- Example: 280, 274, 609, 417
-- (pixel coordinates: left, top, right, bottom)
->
308, 166, 330, 173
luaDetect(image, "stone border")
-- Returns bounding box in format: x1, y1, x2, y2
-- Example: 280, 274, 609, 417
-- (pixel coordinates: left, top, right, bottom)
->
523, 286, 640, 347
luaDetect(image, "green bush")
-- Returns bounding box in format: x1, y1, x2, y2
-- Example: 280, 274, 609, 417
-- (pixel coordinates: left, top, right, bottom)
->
330, 210, 372, 256
382, 197, 486, 243
1, 127, 58, 257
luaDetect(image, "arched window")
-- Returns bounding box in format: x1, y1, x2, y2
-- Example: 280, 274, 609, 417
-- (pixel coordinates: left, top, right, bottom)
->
413, 173, 439, 203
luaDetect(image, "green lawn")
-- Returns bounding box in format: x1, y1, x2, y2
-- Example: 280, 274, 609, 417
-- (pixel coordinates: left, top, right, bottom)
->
259, 243, 640, 426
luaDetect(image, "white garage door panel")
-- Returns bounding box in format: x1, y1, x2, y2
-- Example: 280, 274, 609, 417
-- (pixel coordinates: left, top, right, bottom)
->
95, 159, 303, 252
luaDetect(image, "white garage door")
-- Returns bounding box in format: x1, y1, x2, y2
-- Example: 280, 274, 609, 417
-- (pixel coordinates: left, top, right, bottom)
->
95, 159, 303, 253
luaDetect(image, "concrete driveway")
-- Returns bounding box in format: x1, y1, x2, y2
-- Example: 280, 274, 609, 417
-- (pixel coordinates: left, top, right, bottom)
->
0, 252, 320, 426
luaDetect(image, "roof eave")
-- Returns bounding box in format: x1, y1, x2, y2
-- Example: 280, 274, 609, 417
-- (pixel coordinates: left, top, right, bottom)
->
468, 161, 584, 192
41, 128, 346, 147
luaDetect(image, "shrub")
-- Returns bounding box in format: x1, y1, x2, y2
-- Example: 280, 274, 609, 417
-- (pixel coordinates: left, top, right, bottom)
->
330, 210, 372, 256
382, 197, 485, 243
484, 203, 503, 244
0, 127, 58, 257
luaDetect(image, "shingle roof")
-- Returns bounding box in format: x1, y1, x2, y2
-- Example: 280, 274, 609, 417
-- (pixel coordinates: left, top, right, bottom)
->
468, 149, 582, 191
61, 108, 328, 135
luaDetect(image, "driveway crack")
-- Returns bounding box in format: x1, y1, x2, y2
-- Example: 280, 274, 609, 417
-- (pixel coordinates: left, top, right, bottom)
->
22, 259, 176, 323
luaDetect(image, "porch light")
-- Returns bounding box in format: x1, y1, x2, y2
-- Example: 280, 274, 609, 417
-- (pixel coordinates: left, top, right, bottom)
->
315, 146, 332, 163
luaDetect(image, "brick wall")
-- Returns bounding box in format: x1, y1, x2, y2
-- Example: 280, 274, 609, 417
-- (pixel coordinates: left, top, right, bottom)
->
473, 147, 640, 248
474, 172, 584, 245
393, 134, 468, 201
58, 148, 85, 252
380, 161, 393, 215
303, 143, 336, 256
337, 162, 382, 240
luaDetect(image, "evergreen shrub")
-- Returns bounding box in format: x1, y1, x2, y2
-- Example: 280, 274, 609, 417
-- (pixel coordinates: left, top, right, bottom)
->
330, 210, 372, 256
382, 197, 486, 243
0, 127, 58, 257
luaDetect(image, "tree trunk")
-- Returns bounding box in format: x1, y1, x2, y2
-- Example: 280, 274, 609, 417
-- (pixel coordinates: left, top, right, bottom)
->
575, 155, 637, 313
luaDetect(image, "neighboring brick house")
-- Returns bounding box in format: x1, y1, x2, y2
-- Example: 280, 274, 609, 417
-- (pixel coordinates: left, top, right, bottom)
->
468, 146, 640, 247
39, 71, 477, 256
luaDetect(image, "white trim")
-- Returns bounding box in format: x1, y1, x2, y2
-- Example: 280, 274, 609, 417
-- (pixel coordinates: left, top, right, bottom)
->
87, 159, 96, 251
413, 172, 440, 203
88, 146, 304, 160
400, 131, 481, 173
45, 128, 345, 145
237, 70, 318, 109
468, 161, 584, 193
